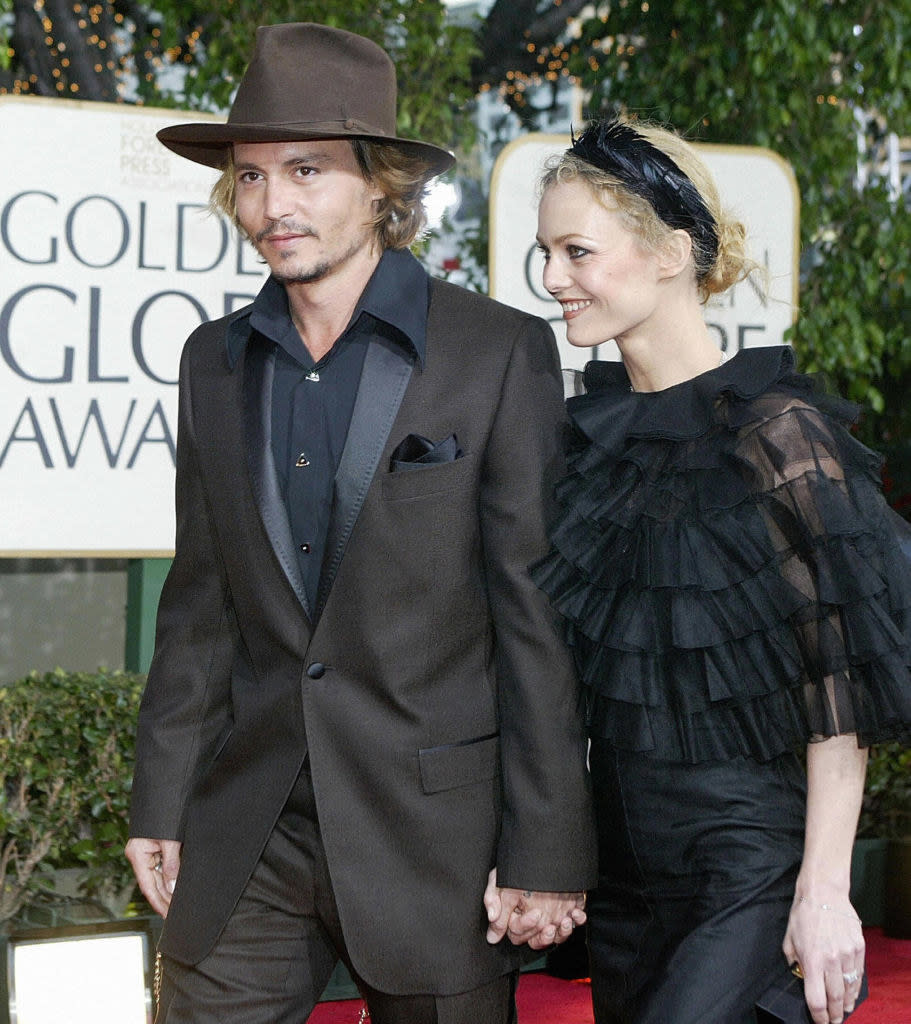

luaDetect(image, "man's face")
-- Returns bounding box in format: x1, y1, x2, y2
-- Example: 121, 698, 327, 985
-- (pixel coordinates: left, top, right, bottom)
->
233, 139, 385, 286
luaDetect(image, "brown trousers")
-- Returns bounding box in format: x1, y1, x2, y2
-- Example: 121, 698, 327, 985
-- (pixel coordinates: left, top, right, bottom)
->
156, 764, 517, 1024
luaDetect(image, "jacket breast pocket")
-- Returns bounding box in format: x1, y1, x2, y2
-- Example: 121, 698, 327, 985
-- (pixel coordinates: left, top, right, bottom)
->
418, 732, 500, 794
381, 451, 475, 502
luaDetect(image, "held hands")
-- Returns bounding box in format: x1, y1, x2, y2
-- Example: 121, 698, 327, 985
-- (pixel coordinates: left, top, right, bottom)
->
125, 837, 182, 918
783, 891, 865, 1024
484, 868, 587, 950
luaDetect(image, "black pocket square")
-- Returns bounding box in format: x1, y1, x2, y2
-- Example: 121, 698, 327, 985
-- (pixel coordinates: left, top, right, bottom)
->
390, 433, 463, 471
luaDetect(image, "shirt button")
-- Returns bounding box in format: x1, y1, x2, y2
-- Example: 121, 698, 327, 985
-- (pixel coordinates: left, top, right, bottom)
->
300, 543, 311, 554
307, 663, 325, 679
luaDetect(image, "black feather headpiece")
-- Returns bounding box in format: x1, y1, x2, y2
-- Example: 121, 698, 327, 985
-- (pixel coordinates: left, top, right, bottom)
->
569, 118, 719, 272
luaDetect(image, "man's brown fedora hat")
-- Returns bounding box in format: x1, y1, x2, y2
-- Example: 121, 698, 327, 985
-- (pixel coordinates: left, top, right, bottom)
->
157, 22, 455, 176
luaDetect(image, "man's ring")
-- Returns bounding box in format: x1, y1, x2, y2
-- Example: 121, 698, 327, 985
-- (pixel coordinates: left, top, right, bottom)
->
843, 970, 859, 985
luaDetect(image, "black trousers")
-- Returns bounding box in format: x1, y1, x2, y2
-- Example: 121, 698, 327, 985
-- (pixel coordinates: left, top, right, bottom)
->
156, 764, 517, 1024
588, 742, 806, 1024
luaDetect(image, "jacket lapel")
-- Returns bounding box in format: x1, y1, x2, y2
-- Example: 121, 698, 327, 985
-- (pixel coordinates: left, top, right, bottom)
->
315, 335, 415, 619
242, 334, 312, 618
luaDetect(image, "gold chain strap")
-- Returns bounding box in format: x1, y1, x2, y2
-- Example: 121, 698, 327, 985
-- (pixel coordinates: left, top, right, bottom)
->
154, 951, 163, 1014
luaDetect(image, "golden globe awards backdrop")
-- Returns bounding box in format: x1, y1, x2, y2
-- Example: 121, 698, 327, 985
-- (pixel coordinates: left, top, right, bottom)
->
0, 97, 265, 556
489, 134, 800, 370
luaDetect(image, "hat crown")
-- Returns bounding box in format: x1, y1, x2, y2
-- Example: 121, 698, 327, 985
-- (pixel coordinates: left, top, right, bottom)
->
155, 21, 455, 175
228, 22, 397, 137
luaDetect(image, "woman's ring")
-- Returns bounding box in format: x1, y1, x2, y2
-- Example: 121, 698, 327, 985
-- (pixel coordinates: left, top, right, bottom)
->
843, 970, 859, 985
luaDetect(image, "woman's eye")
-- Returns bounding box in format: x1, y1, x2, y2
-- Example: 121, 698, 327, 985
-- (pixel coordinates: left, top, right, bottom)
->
568, 245, 589, 259
536, 244, 550, 262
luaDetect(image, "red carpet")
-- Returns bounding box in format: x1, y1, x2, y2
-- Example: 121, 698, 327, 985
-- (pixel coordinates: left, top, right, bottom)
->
852, 928, 911, 1023
310, 928, 909, 1023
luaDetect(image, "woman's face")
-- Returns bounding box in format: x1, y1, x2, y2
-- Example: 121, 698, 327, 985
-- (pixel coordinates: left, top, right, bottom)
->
537, 179, 667, 349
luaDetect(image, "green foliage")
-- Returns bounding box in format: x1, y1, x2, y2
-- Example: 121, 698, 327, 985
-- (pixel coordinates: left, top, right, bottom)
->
566, 1, 911, 488
858, 742, 911, 839
791, 182, 911, 412
0, 669, 145, 922
132, 1, 479, 156
0, 0, 10, 72
568, 3, 909, 197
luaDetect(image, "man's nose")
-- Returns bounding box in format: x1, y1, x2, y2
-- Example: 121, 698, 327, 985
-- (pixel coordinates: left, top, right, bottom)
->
262, 179, 297, 222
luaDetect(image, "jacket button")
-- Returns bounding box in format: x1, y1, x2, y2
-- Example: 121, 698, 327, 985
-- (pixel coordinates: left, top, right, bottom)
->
307, 662, 325, 679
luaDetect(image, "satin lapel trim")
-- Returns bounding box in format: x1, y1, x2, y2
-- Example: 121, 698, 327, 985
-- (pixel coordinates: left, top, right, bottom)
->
242, 336, 311, 618
316, 336, 415, 618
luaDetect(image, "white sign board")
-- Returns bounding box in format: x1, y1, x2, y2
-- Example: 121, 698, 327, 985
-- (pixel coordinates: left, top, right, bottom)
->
489, 134, 799, 370
0, 97, 266, 556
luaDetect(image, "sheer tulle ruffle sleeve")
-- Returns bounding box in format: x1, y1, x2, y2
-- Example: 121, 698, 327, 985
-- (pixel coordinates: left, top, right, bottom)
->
533, 346, 911, 763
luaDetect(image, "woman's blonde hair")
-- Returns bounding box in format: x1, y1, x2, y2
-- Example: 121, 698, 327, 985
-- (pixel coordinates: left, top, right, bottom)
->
210, 139, 438, 250
540, 118, 759, 302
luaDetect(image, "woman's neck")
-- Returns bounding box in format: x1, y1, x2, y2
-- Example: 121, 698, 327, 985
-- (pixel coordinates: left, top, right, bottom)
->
620, 302, 725, 393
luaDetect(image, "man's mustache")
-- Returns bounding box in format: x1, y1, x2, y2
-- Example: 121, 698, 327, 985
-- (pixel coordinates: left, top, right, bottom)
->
254, 222, 317, 244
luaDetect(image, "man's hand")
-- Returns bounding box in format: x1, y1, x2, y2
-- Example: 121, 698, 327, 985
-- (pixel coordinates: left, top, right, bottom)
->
125, 837, 182, 918
483, 868, 586, 949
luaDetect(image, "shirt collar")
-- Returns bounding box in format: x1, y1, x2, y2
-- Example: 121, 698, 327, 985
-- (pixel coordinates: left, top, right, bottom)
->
225, 247, 429, 370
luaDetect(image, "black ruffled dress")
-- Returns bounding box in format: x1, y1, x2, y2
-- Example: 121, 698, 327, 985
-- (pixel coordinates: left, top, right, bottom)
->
533, 346, 911, 1024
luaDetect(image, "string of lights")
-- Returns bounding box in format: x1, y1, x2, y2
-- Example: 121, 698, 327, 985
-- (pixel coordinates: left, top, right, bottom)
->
0, 1, 202, 101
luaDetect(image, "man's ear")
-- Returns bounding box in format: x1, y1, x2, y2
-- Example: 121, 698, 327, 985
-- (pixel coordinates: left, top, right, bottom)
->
658, 229, 693, 280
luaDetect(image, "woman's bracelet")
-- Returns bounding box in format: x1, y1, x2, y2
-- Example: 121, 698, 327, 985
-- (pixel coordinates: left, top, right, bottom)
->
797, 895, 860, 922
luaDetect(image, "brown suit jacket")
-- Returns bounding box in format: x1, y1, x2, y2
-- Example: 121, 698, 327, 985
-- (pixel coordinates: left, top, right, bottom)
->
129, 272, 597, 995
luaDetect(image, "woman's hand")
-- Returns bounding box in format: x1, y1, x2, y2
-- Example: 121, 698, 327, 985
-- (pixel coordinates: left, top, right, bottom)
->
789, 732, 869, 1024
783, 892, 864, 1024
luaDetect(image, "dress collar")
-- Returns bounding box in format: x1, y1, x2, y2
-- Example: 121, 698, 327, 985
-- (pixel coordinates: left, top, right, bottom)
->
570, 345, 796, 444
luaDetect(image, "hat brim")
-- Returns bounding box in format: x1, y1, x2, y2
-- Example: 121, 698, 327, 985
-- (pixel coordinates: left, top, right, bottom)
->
157, 122, 456, 177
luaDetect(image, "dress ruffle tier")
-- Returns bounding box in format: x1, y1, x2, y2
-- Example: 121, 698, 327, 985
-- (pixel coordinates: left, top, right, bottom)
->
534, 346, 911, 763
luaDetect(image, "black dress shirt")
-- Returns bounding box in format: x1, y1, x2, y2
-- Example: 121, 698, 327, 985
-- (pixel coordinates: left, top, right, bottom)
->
240, 248, 429, 609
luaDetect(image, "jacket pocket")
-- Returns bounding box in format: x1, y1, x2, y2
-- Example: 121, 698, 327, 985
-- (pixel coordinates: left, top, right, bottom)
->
418, 732, 499, 794
381, 451, 475, 502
